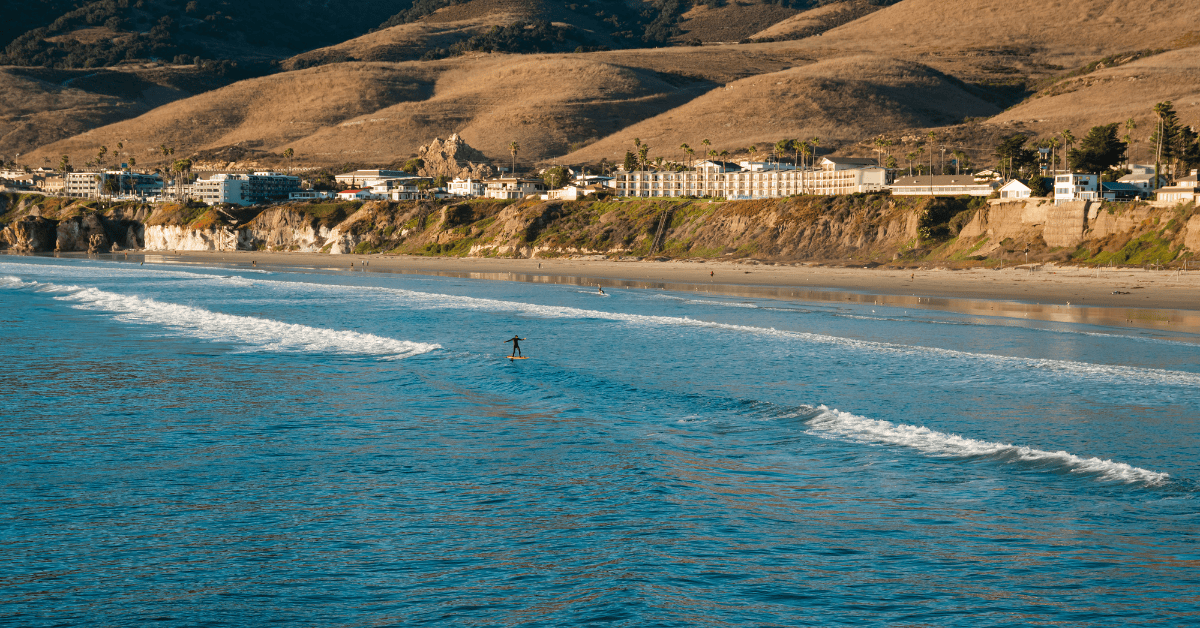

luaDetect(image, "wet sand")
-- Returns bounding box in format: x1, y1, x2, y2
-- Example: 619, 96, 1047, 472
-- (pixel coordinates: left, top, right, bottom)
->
22, 250, 1200, 336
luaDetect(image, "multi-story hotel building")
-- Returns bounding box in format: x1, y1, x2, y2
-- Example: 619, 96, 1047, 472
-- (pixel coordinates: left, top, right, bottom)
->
612, 157, 888, 199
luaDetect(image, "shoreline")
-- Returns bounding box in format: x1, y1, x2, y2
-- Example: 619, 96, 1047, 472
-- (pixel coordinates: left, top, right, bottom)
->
9, 250, 1200, 336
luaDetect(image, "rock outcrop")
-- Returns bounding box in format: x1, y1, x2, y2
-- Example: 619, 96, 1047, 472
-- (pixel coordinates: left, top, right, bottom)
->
2, 216, 57, 252
416, 134, 494, 181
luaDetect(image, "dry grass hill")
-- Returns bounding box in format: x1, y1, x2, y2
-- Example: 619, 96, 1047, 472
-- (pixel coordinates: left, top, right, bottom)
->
990, 46, 1200, 145
8, 0, 1200, 172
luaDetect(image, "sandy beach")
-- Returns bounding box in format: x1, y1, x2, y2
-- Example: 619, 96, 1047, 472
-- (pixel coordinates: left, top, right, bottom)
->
17, 250, 1200, 336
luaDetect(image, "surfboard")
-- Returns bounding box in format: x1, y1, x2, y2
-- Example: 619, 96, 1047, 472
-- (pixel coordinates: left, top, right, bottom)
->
507, 356, 529, 360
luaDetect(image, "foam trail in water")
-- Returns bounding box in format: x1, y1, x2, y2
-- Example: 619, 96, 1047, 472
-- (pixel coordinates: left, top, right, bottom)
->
3, 278, 437, 359
805, 406, 1169, 485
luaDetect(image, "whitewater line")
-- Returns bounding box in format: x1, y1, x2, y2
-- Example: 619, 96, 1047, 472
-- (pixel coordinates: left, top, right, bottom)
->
2, 277, 438, 359
804, 405, 1170, 485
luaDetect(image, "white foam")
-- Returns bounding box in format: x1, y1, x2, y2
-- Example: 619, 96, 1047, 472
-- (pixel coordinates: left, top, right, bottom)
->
4, 277, 437, 359
805, 405, 1170, 485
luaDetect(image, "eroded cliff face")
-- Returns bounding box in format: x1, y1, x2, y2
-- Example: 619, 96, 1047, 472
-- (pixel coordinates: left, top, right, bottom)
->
3, 193, 1198, 266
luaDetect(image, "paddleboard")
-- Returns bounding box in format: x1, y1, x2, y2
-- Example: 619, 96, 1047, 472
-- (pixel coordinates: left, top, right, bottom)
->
507, 356, 529, 360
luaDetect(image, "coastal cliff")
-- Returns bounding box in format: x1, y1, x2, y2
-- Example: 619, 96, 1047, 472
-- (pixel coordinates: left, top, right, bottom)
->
2, 192, 1197, 266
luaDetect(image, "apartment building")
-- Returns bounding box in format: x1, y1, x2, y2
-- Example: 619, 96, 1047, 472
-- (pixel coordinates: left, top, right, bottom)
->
890, 175, 999, 196
189, 172, 300, 205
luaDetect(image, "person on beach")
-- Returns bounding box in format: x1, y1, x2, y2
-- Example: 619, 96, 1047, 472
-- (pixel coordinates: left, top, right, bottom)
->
505, 335, 525, 357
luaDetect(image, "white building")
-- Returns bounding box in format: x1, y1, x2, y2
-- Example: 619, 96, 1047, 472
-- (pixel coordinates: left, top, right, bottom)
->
998, 179, 1032, 199
334, 169, 411, 187
542, 185, 605, 201
188, 172, 300, 205
1118, 172, 1169, 194
336, 189, 378, 201
890, 175, 998, 197
612, 157, 886, 199
289, 190, 334, 200
1053, 174, 1099, 205
485, 177, 546, 199
1156, 170, 1199, 205
449, 178, 486, 197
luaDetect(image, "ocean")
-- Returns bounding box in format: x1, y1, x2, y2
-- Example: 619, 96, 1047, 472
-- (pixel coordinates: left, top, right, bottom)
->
2, 256, 1198, 626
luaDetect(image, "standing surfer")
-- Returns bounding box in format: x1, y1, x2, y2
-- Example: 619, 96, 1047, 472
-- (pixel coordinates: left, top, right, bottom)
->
505, 335, 525, 358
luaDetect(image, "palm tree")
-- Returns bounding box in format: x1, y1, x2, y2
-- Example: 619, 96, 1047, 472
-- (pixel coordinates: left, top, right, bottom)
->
1124, 117, 1137, 164
1060, 129, 1075, 174
1046, 137, 1059, 175
1153, 101, 1172, 187
952, 150, 966, 175
283, 148, 294, 173
747, 144, 758, 162
638, 144, 650, 172
701, 139, 711, 164
873, 135, 887, 167
680, 143, 691, 169
774, 139, 789, 165
791, 139, 802, 168
509, 141, 520, 175
905, 151, 919, 176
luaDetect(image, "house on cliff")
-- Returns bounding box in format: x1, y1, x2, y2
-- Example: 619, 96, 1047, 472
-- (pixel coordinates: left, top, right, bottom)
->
889, 175, 998, 196
1156, 170, 1199, 205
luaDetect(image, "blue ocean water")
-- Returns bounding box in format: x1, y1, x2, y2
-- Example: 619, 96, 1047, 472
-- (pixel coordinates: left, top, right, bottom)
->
1, 256, 1198, 627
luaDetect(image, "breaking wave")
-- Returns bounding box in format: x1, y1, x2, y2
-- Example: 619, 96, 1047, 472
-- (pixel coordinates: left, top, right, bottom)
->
3, 277, 438, 359
805, 405, 1170, 485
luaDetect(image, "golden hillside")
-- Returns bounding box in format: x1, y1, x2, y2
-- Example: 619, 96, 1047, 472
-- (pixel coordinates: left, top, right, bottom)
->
561, 55, 1002, 163
989, 46, 1200, 148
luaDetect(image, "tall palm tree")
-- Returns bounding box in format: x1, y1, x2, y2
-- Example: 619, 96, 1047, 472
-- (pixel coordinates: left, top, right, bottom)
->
680, 143, 690, 169
701, 139, 711, 164
791, 139, 802, 168
774, 139, 789, 165
509, 141, 520, 176
283, 148, 294, 173
1152, 101, 1172, 187
747, 145, 758, 162
1046, 137, 1059, 175
1060, 129, 1075, 174
1124, 117, 1137, 164
905, 151, 919, 176
638, 144, 650, 172
809, 137, 820, 168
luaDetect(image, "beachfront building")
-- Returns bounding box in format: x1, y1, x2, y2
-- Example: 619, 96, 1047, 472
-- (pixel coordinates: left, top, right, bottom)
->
334, 169, 410, 188
998, 179, 1032, 199
1053, 173, 1099, 205
485, 177, 545, 199
890, 175, 999, 197
1156, 169, 1199, 204
289, 190, 335, 201
189, 172, 300, 206
542, 184, 606, 201
1118, 172, 1168, 194
612, 157, 887, 199
63, 170, 163, 198
336, 189, 378, 200
1101, 181, 1145, 201
449, 178, 486, 197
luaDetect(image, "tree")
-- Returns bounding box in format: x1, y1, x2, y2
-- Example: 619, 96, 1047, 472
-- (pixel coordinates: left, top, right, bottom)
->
1060, 129, 1075, 174
1124, 117, 1137, 164
926, 131, 937, 177
402, 157, 424, 174
58, 154, 71, 174
774, 139, 789, 164
623, 151, 637, 172
791, 139, 803, 168
952, 150, 968, 175
283, 147, 294, 173
509, 141, 520, 175
637, 143, 650, 171
701, 138, 711, 164
994, 134, 1037, 180
747, 144, 758, 162
542, 166, 569, 189
905, 151, 918, 176
128, 156, 136, 171
1068, 124, 1126, 174
680, 143, 691, 169
810, 137, 820, 165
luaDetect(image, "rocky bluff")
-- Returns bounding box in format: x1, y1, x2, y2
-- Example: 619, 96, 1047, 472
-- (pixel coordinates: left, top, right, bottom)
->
2, 193, 1197, 267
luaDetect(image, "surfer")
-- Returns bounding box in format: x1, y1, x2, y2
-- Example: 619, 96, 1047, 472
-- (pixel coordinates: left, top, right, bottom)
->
597, 285, 604, 295
505, 335, 525, 357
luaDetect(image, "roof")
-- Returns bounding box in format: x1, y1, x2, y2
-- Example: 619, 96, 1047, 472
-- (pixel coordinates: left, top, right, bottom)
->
1000, 179, 1031, 190
1102, 181, 1142, 191
339, 189, 366, 193
1118, 173, 1163, 182
1176, 173, 1199, 183
822, 157, 878, 166
891, 175, 997, 187
696, 160, 743, 171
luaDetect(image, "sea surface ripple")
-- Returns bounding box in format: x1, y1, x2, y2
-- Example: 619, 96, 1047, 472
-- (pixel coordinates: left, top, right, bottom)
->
1, 257, 1198, 626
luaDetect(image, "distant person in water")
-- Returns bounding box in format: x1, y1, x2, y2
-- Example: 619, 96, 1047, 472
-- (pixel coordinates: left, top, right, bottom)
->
597, 285, 604, 295
505, 335, 525, 357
